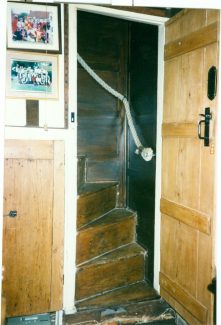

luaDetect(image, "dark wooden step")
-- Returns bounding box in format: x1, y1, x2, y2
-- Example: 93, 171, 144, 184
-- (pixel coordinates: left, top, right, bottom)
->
76, 281, 159, 310
76, 208, 137, 265
77, 183, 117, 228
66, 298, 175, 324
75, 243, 146, 301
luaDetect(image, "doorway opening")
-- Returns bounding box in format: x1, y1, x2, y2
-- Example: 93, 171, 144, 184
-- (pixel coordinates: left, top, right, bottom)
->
76, 8, 158, 293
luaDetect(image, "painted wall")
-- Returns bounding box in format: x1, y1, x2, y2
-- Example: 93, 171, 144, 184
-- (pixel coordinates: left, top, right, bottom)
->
5, 5, 65, 129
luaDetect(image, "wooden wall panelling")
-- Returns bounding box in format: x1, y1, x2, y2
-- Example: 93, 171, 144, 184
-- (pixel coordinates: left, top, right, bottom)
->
127, 22, 158, 283
77, 11, 128, 205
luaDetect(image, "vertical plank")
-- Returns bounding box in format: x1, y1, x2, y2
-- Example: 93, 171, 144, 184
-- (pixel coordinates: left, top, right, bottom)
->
163, 58, 181, 123
3, 158, 54, 316
179, 49, 204, 122
50, 141, 65, 311
177, 138, 201, 210
161, 138, 179, 201
176, 223, 198, 296
160, 214, 178, 280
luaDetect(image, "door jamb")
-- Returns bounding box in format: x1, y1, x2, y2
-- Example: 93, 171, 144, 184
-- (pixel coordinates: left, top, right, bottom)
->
67, 4, 167, 310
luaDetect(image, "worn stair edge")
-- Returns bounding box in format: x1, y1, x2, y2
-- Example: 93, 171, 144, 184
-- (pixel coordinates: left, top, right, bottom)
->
78, 182, 118, 197
75, 280, 160, 310
75, 243, 146, 300
77, 209, 137, 265
78, 243, 146, 269
79, 208, 137, 231
66, 298, 175, 324
77, 183, 118, 229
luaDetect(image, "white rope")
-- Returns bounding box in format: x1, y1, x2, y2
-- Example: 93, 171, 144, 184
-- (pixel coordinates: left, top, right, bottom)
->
77, 53, 154, 161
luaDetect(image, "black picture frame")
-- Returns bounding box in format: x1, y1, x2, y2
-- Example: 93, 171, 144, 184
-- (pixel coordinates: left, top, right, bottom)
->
7, 1, 62, 54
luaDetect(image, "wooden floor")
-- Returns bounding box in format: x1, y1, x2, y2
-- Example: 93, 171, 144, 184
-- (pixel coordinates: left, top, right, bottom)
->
64, 298, 179, 324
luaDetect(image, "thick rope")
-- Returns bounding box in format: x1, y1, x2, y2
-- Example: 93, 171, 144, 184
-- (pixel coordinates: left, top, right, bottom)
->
77, 53, 154, 161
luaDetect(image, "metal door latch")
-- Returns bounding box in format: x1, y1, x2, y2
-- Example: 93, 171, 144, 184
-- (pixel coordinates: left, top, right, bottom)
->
198, 107, 212, 146
3, 210, 17, 218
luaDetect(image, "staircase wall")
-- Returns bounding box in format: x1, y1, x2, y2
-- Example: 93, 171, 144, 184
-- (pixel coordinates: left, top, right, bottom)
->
77, 11, 128, 206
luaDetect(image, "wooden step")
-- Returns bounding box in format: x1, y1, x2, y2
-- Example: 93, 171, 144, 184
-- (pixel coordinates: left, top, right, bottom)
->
77, 183, 117, 229
67, 298, 175, 324
76, 208, 137, 265
76, 281, 159, 310
75, 243, 146, 301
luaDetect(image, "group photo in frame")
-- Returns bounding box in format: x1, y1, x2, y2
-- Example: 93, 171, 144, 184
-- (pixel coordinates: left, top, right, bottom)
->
7, 1, 61, 53
6, 51, 59, 100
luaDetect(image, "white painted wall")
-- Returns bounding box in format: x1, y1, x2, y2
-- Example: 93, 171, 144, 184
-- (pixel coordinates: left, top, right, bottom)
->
5, 5, 65, 129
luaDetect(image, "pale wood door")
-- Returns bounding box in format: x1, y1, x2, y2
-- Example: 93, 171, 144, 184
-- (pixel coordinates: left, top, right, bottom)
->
3, 140, 64, 317
160, 9, 219, 325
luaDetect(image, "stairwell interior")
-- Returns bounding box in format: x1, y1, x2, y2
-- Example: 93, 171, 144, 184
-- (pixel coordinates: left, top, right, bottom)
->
76, 10, 158, 310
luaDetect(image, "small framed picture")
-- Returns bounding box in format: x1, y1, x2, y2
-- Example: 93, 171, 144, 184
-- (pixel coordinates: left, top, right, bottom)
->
6, 51, 59, 100
7, 1, 62, 53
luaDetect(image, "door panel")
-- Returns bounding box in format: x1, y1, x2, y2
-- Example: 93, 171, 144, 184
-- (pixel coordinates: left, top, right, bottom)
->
160, 9, 218, 325
3, 140, 64, 317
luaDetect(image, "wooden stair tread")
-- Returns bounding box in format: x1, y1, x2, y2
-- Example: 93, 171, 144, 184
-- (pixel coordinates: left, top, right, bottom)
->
75, 243, 146, 300
80, 208, 136, 231
77, 209, 136, 264
76, 281, 159, 309
78, 182, 117, 197
79, 243, 145, 268
77, 184, 117, 228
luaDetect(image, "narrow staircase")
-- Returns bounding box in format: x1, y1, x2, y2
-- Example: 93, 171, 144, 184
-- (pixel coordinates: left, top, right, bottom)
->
75, 156, 159, 310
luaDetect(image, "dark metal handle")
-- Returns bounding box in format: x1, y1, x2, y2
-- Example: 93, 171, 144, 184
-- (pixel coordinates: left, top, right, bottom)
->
198, 107, 212, 146
198, 120, 205, 139
4, 210, 17, 218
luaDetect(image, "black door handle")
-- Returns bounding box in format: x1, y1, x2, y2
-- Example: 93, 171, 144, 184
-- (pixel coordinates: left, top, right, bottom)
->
198, 107, 212, 146
4, 210, 17, 218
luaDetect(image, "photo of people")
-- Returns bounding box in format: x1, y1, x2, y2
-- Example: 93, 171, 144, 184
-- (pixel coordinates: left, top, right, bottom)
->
11, 9, 54, 45
10, 59, 53, 93
7, 3, 61, 53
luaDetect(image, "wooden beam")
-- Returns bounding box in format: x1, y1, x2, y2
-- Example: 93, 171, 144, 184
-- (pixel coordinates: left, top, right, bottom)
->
160, 198, 211, 234
160, 272, 208, 323
162, 123, 197, 138
165, 22, 218, 60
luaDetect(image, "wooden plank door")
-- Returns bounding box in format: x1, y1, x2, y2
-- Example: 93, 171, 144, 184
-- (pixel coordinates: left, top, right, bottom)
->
3, 140, 64, 317
160, 9, 219, 325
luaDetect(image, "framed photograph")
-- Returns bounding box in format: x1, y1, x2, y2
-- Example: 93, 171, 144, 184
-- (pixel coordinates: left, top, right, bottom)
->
7, 1, 62, 53
6, 51, 59, 100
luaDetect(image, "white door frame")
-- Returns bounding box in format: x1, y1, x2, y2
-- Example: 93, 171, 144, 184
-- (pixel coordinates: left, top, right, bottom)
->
66, 4, 167, 312
67, 6, 221, 319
